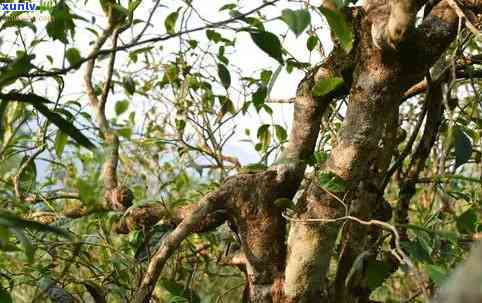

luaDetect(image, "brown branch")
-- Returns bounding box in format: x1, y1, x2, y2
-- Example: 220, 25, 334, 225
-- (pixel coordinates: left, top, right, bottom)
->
403, 67, 482, 100
370, 0, 425, 50
396, 80, 444, 240
113, 203, 227, 234
446, 0, 482, 38
133, 190, 227, 303
132, 42, 354, 303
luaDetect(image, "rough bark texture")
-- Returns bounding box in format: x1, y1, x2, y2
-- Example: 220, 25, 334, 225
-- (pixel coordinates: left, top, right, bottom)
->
129, 0, 482, 302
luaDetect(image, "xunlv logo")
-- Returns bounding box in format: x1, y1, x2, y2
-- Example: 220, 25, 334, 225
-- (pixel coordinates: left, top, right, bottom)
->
0, 2, 38, 11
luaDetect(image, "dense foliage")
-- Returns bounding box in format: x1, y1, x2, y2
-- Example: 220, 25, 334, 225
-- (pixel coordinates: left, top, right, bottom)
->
0, 0, 480, 302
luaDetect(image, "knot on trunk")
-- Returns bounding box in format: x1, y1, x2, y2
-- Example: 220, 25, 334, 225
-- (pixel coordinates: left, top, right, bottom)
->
105, 185, 134, 211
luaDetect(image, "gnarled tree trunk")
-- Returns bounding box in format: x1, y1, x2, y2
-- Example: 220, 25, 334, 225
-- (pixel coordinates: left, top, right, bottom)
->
128, 0, 482, 302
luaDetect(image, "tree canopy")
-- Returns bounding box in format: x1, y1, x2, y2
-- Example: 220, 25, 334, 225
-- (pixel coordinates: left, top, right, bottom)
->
0, 0, 481, 302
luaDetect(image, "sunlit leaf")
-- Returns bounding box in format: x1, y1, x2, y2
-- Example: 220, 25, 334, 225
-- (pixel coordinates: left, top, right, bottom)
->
281, 9, 311, 37
319, 7, 353, 52
307, 35, 319, 51
115, 100, 130, 115
319, 171, 347, 192
257, 124, 271, 152
274, 124, 287, 142
46, 2, 75, 43
65, 48, 82, 66
54, 130, 68, 158
312, 77, 344, 97
165, 10, 179, 34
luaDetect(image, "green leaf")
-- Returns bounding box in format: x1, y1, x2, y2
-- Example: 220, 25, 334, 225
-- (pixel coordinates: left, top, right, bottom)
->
281, 9, 311, 37
128, 0, 142, 12
123, 76, 136, 95
454, 127, 472, 168
307, 35, 319, 51
0, 92, 94, 149
319, 171, 348, 192
425, 264, 447, 285
11, 228, 34, 262
250, 31, 284, 64
19, 155, 36, 192
456, 209, 478, 234
257, 124, 271, 151
252, 85, 267, 112
54, 130, 68, 158
206, 29, 222, 43
260, 70, 272, 85
0, 19, 37, 33
76, 178, 96, 206
65, 48, 81, 66
274, 124, 287, 142
165, 10, 179, 34
365, 259, 392, 289
0, 210, 72, 238
0, 287, 12, 303
161, 279, 200, 303
400, 239, 432, 263
312, 77, 344, 97
319, 7, 353, 52
115, 100, 129, 115
33, 102, 95, 150
0, 227, 9, 244
0, 51, 34, 88
219, 4, 237, 11
117, 127, 132, 139
46, 2, 75, 43
217, 64, 231, 90
219, 96, 235, 114
314, 151, 329, 164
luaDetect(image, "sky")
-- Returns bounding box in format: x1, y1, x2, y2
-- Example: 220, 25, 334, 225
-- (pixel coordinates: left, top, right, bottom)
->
1, 0, 332, 168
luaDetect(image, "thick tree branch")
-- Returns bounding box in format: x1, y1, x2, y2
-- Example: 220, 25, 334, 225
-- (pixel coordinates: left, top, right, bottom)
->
370, 0, 425, 50
133, 189, 228, 303
113, 204, 227, 234
396, 80, 443, 240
